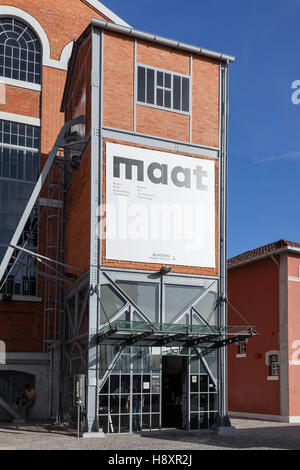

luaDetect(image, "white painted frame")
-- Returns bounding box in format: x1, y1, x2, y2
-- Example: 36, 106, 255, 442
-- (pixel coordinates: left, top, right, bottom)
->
83, 0, 130, 27
0, 6, 73, 71
0, 111, 40, 127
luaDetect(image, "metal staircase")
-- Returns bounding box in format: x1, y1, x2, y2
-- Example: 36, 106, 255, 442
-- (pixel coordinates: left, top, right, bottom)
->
0, 376, 25, 423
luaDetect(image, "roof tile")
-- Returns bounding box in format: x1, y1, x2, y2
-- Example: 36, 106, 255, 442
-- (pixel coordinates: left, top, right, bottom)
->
228, 239, 300, 267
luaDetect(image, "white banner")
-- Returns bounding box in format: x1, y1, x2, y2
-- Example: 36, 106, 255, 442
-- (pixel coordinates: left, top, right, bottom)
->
105, 143, 216, 268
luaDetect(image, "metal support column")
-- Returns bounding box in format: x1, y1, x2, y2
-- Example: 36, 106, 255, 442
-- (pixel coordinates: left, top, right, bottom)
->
85, 25, 103, 437
217, 61, 234, 433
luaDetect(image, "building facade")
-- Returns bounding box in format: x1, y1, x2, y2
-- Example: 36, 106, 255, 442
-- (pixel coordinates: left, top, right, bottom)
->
0, 1, 250, 435
58, 19, 240, 434
228, 240, 300, 423
0, 0, 128, 420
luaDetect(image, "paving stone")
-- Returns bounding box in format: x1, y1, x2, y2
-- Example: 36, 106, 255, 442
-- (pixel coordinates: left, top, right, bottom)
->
0, 419, 298, 450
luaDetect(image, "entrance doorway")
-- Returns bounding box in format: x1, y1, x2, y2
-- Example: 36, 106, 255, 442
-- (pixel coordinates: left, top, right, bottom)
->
161, 356, 188, 429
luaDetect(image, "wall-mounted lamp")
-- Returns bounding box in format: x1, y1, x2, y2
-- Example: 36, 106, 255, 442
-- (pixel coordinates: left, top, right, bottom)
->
159, 266, 172, 275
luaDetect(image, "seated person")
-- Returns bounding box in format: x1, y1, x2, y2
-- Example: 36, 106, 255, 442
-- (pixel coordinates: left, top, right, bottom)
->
19, 384, 36, 420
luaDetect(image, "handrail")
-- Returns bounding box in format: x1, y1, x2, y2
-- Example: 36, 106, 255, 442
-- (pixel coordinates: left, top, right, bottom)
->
0, 376, 22, 408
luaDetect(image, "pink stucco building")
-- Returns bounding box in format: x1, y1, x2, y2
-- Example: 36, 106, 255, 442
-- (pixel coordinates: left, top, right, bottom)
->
228, 240, 300, 422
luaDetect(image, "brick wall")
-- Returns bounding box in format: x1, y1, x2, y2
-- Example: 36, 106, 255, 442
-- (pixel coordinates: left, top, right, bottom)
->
0, 85, 40, 118
0, 0, 113, 353
65, 146, 91, 273
102, 31, 220, 147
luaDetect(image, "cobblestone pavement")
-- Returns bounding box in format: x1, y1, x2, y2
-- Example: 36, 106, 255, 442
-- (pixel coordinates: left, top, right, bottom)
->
0, 419, 299, 450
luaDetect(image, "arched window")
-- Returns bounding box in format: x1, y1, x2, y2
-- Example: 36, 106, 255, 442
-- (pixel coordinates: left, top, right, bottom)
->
0, 17, 41, 84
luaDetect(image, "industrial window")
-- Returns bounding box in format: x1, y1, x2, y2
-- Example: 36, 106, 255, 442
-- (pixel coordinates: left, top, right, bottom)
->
269, 354, 279, 377
0, 17, 42, 84
137, 65, 190, 113
0, 119, 40, 297
237, 340, 247, 355
190, 373, 218, 430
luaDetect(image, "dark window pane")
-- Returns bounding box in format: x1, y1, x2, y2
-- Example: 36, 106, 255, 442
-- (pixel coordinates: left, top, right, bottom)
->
146, 68, 155, 104
164, 73, 171, 88
190, 394, 198, 411
182, 77, 190, 112
133, 375, 141, 393
190, 413, 198, 430
99, 395, 108, 414
143, 395, 150, 412
200, 394, 208, 411
110, 395, 119, 414
120, 395, 129, 414
209, 393, 218, 411
142, 414, 150, 430
151, 414, 160, 429
137, 66, 146, 102
12, 69, 19, 80
200, 375, 208, 393
200, 413, 209, 429
157, 88, 163, 106
152, 394, 160, 412
173, 75, 181, 110
157, 71, 163, 86
164, 90, 171, 108
120, 415, 129, 433
209, 412, 217, 428
110, 375, 120, 394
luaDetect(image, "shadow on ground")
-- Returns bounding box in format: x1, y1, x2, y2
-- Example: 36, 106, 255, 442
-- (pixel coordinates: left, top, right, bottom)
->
0, 421, 77, 438
0, 420, 299, 450
140, 426, 300, 450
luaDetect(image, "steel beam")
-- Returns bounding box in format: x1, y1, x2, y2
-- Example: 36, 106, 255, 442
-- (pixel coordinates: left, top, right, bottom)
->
0, 115, 85, 288
160, 332, 190, 346
96, 328, 118, 345
217, 61, 229, 427
198, 334, 253, 358
86, 25, 102, 434
184, 334, 221, 348
125, 331, 154, 345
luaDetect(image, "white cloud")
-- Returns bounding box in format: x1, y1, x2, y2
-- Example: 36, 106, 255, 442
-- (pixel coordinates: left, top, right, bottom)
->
254, 151, 300, 164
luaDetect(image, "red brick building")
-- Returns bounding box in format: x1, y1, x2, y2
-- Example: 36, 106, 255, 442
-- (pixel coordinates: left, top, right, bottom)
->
0, 0, 129, 421
0, 1, 242, 435
228, 240, 300, 423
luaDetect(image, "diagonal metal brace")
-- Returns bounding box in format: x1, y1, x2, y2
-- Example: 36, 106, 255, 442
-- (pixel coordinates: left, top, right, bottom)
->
0, 115, 85, 287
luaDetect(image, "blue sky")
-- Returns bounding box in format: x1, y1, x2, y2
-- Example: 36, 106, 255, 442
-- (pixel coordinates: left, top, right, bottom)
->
102, 0, 300, 257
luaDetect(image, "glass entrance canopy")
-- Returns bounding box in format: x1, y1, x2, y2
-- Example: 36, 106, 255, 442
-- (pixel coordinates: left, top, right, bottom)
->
96, 320, 257, 349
